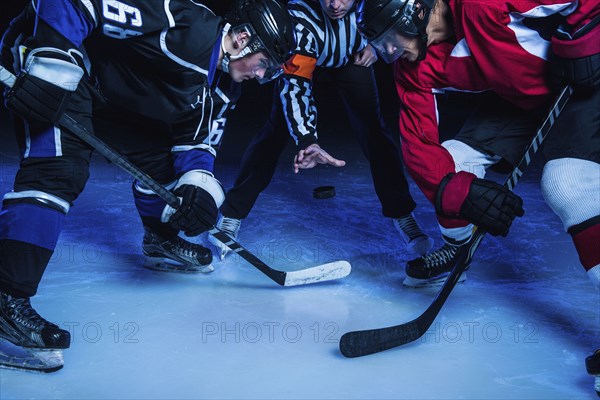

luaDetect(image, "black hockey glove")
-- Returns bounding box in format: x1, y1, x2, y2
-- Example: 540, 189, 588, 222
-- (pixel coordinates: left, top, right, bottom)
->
4, 48, 84, 125
435, 172, 524, 237
168, 184, 218, 237
548, 18, 600, 94
5, 72, 73, 125
548, 52, 600, 94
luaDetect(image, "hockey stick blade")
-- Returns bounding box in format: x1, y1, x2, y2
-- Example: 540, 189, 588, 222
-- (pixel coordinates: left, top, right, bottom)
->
339, 86, 573, 358
283, 261, 351, 287
0, 66, 352, 287
209, 229, 351, 286
340, 231, 484, 357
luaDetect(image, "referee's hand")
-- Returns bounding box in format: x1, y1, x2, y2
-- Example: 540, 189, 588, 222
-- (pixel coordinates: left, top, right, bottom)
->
293, 143, 346, 174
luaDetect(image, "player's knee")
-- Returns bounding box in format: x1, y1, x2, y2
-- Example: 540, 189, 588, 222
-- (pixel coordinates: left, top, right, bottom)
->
541, 158, 600, 230
2, 190, 70, 215
15, 156, 90, 205
1, 188, 70, 252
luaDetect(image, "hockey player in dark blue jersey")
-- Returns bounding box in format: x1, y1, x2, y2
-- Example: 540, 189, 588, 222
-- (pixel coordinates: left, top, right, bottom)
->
0, 0, 294, 372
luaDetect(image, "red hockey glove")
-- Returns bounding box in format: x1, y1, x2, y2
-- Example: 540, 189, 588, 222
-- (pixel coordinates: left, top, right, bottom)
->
435, 171, 524, 237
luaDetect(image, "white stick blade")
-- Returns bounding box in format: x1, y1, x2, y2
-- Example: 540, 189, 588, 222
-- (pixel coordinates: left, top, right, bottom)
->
283, 260, 351, 287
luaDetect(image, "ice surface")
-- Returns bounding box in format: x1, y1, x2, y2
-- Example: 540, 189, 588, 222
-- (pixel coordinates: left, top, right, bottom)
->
0, 114, 598, 399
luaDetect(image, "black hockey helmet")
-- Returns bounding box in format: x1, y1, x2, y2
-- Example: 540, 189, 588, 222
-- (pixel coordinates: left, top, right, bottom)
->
356, 0, 435, 62
224, 0, 295, 82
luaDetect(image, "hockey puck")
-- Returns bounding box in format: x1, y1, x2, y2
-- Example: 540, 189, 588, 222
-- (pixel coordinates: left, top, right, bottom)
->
313, 186, 336, 199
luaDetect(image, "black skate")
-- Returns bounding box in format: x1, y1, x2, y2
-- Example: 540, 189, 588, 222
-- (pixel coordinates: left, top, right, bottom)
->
586, 349, 600, 397
403, 241, 469, 288
142, 227, 214, 273
0, 292, 70, 373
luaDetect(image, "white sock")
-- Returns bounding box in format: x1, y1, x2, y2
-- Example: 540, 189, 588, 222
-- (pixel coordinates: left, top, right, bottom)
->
588, 264, 600, 289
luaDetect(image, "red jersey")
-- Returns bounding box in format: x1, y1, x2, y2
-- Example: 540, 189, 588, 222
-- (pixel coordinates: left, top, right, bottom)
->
394, 0, 600, 223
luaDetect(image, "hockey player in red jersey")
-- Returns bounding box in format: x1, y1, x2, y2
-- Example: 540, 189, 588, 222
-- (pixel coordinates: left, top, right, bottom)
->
0, 0, 294, 372
356, 0, 599, 286
356, 0, 599, 393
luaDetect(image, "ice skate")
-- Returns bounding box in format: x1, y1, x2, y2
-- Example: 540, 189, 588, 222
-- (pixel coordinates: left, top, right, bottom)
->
403, 240, 469, 288
208, 216, 241, 260
0, 292, 70, 373
142, 227, 214, 273
394, 213, 434, 256
586, 349, 600, 397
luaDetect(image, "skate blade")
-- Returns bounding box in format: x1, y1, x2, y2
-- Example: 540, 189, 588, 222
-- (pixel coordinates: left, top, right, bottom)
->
143, 257, 214, 274
0, 339, 64, 373
403, 272, 467, 289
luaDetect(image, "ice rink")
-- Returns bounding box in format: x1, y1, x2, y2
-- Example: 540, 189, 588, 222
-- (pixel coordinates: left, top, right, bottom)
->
0, 84, 598, 398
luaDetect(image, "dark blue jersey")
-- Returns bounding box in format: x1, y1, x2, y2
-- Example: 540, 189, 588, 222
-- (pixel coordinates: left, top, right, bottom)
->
30, 0, 240, 127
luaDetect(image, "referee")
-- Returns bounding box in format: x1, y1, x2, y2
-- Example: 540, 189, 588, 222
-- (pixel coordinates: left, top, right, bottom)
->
210, 0, 432, 259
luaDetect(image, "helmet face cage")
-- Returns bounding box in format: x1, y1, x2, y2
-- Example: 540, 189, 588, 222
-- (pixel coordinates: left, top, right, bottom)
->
230, 24, 285, 84
369, 24, 407, 63
357, 0, 433, 63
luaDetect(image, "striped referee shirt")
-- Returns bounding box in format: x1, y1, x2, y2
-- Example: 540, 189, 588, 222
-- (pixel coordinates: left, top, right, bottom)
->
281, 0, 368, 146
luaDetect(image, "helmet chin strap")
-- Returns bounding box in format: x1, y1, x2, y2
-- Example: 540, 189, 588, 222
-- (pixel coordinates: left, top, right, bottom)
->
221, 23, 254, 72
221, 23, 233, 72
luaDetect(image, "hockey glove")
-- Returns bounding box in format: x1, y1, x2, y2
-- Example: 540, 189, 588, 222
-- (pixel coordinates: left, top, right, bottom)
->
548, 18, 600, 94
167, 185, 218, 237
161, 170, 225, 237
4, 48, 84, 125
435, 171, 524, 237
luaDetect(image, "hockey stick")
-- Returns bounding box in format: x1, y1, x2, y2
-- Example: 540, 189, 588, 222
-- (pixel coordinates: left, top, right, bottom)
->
339, 85, 574, 357
0, 65, 351, 287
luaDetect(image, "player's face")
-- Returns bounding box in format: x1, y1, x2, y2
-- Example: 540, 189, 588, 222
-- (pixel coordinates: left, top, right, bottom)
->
372, 29, 421, 63
228, 51, 283, 84
319, 0, 356, 20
